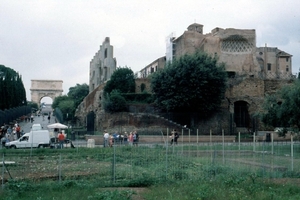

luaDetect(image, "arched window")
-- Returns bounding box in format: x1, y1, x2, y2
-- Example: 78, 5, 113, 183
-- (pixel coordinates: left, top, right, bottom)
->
221, 35, 254, 53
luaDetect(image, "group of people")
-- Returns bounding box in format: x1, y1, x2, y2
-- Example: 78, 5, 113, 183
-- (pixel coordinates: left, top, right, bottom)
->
103, 130, 139, 147
0, 122, 24, 146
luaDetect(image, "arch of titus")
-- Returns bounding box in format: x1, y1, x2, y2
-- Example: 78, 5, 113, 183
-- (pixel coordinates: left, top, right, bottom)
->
30, 80, 63, 104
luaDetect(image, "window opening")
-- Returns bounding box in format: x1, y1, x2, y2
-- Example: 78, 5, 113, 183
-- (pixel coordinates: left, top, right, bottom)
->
234, 101, 249, 127
267, 63, 271, 71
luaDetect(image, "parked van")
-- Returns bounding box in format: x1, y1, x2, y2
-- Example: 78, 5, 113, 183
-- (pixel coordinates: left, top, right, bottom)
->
5, 130, 51, 149
31, 123, 43, 131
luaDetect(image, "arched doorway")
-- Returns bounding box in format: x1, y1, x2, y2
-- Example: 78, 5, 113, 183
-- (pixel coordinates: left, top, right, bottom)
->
234, 101, 250, 128
86, 111, 95, 133
40, 96, 53, 105
40, 96, 53, 115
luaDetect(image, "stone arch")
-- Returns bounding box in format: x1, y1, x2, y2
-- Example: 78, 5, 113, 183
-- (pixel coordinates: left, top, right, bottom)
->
30, 80, 63, 106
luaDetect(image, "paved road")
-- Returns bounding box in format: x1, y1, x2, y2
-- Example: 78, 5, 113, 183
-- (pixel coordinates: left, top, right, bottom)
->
17, 114, 88, 147
18, 113, 54, 133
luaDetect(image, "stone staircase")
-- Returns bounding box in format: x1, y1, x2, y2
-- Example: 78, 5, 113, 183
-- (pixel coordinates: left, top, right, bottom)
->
130, 112, 188, 130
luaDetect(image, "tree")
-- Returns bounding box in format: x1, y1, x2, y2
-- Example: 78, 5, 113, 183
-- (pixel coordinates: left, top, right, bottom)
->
52, 84, 89, 122
0, 65, 27, 110
261, 79, 300, 135
52, 95, 71, 110
103, 90, 127, 113
102, 67, 135, 113
104, 67, 135, 94
58, 100, 75, 121
67, 83, 89, 108
151, 51, 227, 117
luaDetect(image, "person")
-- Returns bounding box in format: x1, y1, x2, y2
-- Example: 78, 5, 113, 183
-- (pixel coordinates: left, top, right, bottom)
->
30, 115, 34, 123
0, 126, 4, 137
109, 134, 114, 147
48, 115, 51, 123
119, 133, 124, 144
128, 132, 133, 146
13, 128, 17, 140
123, 132, 128, 145
133, 131, 139, 146
58, 132, 65, 149
54, 128, 59, 138
170, 130, 175, 145
21, 130, 25, 137
16, 124, 21, 139
113, 132, 119, 144
103, 130, 109, 147
7, 126, 12, 135
174, 129, 179, 145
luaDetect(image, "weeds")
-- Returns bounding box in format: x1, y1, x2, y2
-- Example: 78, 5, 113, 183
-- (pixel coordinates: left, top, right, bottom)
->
0, 145, 300, 199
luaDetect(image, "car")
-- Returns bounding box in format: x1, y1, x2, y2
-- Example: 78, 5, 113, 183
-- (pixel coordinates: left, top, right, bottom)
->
5, 130, 50, 149
31, 124, 43, 131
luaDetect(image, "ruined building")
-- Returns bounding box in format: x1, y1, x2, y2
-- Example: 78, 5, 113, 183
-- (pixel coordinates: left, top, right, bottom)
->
75, 37, 116, 132
166, 23, 292, 80
89, 37, 116, 93
139, 23, 293, 133
76, 24, 294, 134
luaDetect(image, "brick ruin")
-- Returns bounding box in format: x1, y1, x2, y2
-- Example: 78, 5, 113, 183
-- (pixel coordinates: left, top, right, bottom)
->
75, 23, 294, 135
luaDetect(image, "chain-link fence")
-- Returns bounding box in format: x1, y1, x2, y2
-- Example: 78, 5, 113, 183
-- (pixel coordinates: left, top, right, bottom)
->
1, 132, 299, 187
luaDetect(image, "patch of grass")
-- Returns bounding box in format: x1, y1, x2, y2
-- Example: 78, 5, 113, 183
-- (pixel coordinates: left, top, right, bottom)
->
1, 145, 300, 199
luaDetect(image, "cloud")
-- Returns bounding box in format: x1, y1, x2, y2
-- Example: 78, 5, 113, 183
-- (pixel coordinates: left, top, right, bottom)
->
0, 0, 299, 101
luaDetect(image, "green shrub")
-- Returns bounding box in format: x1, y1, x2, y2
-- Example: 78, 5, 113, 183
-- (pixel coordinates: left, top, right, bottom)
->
103, 90, 128, 113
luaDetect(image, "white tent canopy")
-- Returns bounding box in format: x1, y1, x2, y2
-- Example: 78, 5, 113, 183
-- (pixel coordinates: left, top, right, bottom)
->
47, 123, 68, 129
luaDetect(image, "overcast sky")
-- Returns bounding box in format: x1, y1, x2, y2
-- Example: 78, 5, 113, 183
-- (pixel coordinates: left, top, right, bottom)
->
1, 0, 299, 103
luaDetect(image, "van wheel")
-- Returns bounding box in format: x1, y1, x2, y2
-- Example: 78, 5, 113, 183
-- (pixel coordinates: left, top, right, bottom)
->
38, 145, 44, 148
11, 145, 16, 149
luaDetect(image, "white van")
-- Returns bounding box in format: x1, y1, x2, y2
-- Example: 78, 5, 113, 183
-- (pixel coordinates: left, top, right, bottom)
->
6, 130, 51, 149
31, 124, 43, 131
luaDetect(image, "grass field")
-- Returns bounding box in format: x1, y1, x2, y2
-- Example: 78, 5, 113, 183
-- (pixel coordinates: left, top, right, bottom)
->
0, 143, 299, 199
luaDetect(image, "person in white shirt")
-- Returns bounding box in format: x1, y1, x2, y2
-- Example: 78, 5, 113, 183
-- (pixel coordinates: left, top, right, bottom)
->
103, 131, 109, 147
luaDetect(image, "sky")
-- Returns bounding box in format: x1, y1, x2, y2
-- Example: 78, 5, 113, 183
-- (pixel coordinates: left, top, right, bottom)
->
1, 0, 299, 104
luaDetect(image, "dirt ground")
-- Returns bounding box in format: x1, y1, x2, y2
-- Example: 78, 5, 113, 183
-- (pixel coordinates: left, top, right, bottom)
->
98, 187, 149, 200
267, 178, 300, 186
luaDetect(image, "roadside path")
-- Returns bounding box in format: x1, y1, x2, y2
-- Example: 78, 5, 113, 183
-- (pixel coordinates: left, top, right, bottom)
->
17, 114, 87, 147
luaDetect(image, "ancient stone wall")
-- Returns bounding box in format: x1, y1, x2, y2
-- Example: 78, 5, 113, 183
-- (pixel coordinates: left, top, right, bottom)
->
75, 75, 294, 134
135, 78, 152, 93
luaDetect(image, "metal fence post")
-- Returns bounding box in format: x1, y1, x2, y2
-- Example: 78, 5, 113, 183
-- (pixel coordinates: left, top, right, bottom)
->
2, 153, 4, 190
291, 134, 294, 171
59, 154, 62, 183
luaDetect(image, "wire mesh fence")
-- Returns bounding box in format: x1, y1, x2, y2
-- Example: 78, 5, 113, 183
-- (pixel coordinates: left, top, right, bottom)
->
1, 132, 300, 188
